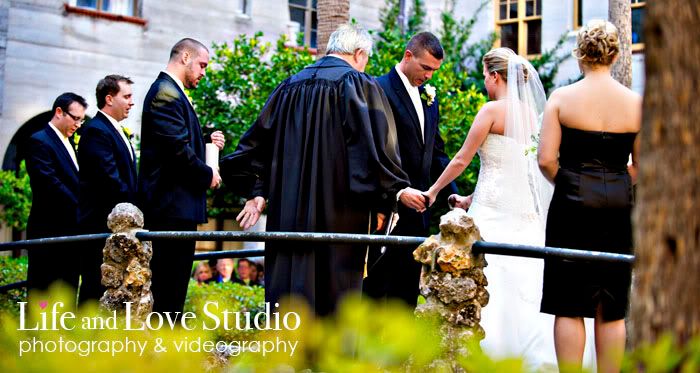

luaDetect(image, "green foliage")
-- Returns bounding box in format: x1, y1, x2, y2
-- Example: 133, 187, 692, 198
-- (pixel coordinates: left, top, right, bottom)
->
0, 256, 27, 317
0, 161, 32, 231
622, 334, 700, 373
184, 279, 264, 341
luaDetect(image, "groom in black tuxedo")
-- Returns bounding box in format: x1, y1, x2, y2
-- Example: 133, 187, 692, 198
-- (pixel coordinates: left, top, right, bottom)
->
77, 75, 138, 304
139, 38, 225, 314
364, 32, 457, 307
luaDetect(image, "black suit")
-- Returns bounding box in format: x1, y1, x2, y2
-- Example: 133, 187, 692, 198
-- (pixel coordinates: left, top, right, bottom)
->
364, 67, 457, 306
25, 124, 80, 295
77, 111, 138, 303
138, 72, 213, 313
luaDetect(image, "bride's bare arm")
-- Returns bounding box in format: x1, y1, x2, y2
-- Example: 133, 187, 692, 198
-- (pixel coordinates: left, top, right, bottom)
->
425, 103, 494, 205
538, 92, 562, 182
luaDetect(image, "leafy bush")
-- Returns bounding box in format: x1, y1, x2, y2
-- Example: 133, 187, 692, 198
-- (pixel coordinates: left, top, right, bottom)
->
184, 280, 265, 341
0, 256, 27, 317
0, 161, 32, 231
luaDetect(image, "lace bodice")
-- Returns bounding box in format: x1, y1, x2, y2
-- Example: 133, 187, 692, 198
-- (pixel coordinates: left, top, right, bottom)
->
471, 134, 539, 220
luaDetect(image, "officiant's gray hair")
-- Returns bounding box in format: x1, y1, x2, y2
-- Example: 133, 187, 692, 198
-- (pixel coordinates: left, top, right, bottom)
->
326, 24, 374, 57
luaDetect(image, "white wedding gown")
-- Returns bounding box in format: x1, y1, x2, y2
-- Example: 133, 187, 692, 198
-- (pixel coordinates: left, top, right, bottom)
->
468, 134, 596, 371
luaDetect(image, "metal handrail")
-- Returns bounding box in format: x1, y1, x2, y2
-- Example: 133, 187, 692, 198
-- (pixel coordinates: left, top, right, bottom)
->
0, 230, 635, 293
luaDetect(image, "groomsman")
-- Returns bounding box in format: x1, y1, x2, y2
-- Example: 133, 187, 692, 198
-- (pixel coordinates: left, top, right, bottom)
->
138, 38, 225, 314
77, 75, 138, 304
364, 32, 458, 307
25, 92, 87, 300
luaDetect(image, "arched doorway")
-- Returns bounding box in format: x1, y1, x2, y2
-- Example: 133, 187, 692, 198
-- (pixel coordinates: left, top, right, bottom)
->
2, 111, 53, 171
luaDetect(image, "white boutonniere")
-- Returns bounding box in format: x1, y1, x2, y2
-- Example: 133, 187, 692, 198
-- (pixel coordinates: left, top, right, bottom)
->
421, 84, 436, 106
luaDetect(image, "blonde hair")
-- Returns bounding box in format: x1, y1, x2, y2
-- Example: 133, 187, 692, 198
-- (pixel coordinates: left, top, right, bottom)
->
573, 19, 619, 66
482, 47, 528, 82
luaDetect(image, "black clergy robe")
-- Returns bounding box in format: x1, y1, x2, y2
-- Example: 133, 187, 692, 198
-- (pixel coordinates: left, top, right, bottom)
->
221, 56, 409, 315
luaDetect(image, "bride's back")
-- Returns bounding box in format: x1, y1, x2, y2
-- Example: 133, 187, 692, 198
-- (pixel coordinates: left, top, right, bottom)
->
556, 75, 641, 133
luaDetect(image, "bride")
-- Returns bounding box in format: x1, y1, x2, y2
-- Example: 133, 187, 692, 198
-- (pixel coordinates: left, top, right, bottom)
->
423, 47, 593, 369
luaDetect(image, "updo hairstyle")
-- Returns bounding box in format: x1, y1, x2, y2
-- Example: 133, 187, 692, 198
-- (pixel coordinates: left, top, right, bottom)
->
573, 19, 620, 66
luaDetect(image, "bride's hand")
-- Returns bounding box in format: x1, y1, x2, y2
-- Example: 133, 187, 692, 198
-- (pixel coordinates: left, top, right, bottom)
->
423, 189, 437, 207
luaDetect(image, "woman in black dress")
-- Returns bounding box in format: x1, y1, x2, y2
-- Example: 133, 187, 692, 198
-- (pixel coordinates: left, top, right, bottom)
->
538, 19, 641, 373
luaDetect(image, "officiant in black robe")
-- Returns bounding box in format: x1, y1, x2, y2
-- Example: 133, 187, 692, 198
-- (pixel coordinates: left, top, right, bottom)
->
220, 24, 409, 315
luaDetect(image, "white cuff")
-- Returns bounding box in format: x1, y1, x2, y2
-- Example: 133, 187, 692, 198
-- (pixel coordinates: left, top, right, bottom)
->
396, 187, 408, 201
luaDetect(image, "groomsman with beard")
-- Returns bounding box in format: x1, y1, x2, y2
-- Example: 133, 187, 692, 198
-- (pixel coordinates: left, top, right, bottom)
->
139, 38, 225, 314
363, 32, 458, 307
25, 92, 87, 301
77, 75, 138, 304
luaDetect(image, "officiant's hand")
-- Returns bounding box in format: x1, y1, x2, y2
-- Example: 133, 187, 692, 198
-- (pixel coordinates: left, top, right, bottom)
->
237, 196, 266, 229
211, 130, 225, 150
399, 187, 427, 213
210, 167, 222, 189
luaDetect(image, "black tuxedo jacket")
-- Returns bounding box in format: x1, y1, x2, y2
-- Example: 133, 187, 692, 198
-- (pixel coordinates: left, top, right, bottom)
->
377, 67, 457, 234
138, 72, 212, 224
25, 125, 79, 238
77, 111, 138, 231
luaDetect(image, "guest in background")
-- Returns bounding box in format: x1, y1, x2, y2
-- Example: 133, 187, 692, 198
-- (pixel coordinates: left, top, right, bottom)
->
192, 261, 213, 285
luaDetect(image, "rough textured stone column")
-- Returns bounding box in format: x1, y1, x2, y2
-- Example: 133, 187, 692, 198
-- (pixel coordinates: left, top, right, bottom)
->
413, 209, 489, 368
100, 203, 153, 323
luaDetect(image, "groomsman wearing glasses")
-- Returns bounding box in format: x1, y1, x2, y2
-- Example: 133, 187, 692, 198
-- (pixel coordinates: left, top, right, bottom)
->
77, 75, 138, 304
25, 92, 87, 304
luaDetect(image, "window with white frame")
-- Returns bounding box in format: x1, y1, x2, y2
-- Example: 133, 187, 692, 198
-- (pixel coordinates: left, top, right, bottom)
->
72, 0, 137, 17
495, 0, 542, 56
573, 0, 583, 30
288, 0, 317, 48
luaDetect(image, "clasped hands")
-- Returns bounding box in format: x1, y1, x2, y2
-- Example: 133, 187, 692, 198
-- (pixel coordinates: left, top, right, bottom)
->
399, 187, 472, 212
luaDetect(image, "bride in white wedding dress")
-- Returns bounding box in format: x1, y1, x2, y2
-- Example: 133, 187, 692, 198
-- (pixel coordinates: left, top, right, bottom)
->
424, 48, 595, 370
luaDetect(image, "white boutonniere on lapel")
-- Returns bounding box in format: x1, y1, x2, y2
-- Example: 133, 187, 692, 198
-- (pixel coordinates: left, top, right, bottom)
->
421, 84, 436, 106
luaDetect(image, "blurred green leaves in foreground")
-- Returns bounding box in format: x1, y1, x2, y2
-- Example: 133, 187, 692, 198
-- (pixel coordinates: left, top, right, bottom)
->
1, 285, 699, 372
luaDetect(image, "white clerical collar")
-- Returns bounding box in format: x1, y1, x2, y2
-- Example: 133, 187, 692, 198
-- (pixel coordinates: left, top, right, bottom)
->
327, 54, 346, 61
162, 70, 186, 93
395, 63, 418, 92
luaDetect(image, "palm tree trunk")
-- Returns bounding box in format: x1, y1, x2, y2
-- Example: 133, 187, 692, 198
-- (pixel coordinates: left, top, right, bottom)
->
609, 0, 632, 87
317, 0, 350, 56
630, 0, 700, 346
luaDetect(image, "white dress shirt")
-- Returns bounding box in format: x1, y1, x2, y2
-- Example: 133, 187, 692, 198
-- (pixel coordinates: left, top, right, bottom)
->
99, 110, 134, 160
395, 63, 425, 141
48, 122, 79, 170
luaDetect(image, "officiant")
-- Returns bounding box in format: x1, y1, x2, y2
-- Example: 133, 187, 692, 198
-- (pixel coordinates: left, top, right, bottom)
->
220, 24, 409, 316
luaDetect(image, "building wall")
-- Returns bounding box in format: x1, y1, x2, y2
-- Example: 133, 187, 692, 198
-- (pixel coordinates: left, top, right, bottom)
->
0, 0, 646, 166
0, 0, 373, 161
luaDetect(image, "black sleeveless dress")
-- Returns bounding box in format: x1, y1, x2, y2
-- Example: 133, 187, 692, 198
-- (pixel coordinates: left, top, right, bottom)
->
540, 126, 636, 321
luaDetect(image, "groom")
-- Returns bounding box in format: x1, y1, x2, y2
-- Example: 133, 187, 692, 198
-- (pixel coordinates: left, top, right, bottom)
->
363, 32, 457, 307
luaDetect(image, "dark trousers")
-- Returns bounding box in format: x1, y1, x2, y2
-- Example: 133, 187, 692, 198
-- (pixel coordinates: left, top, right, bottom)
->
363, 215, 427, 308
77, 238, 107, 305
27, 243, 81, 308
146, 219, 197, 314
